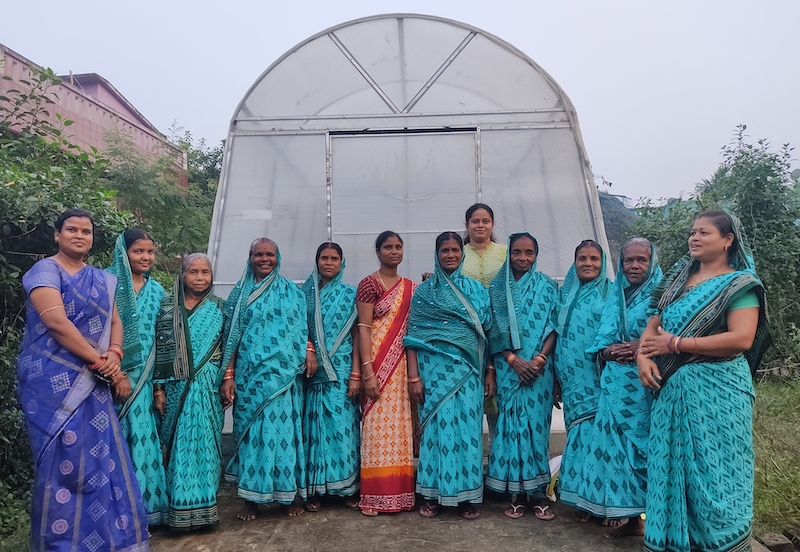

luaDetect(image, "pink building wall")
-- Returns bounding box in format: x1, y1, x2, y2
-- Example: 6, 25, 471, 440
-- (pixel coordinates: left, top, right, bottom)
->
0, 44, 186, 178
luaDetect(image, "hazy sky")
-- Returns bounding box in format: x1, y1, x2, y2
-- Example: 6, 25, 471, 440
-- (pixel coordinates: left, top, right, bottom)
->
4, 0, 798, 200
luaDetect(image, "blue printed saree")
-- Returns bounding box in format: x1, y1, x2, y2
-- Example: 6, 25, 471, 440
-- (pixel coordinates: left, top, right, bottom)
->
155, 279, 225, 530
301, 260, 360, 498
404, 254, 491, 506
17, 259, 149, 552
107, 234, 168, 525
552, 249, 611, 506
576, 242, 662, 518
644, 216, 770, 552
222, 249, 308, 504
486, 233, 559, 496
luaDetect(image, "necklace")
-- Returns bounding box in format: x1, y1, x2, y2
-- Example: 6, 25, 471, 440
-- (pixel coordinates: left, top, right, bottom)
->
376, 272, 388, 290
58, 252, 84, 271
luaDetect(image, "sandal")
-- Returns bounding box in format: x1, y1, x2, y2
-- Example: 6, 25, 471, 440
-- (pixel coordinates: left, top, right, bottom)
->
458, 503, 480, 520
419, 502, 440, 518
533, 504, 555, 521
360, 508, 379, 517
504, 503, 525, 519
342, 497, 360, 511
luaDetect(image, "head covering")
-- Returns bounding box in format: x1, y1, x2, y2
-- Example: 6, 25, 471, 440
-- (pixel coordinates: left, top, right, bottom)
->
221, 246, 282, 370
301, 255, 357, 382
617, 240, 663, 342
555, 244, 611, 336
106, 232, 144, 371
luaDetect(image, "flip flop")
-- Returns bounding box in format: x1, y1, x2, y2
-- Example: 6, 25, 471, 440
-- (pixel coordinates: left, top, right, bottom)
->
342, 497, 360, 511
533, 504, 555, 521
458, 504, 480, 520
419, 502, 440, 518
504, 504, 525, 519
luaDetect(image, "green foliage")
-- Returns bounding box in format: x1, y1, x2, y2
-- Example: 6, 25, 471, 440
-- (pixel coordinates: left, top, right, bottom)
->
0, 61, 131, 540
635, 126, 800, 374
753, 378, 800, 532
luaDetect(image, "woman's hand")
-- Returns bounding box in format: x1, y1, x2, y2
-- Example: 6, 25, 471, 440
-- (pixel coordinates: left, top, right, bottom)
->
409, 379, 425, 406
637, 355, 662, 390
507, 353, 537, 384
112, 374, 132, 401
602, 340, 639, 364
484, 369, 497, 399
362, 373, 380, 401
153, 389, 166, 415
96, 351, 121, 378
640, 327, 674, 358
219, 379, 236, 408
346, 376, 361, 399
305, 350, 318, 378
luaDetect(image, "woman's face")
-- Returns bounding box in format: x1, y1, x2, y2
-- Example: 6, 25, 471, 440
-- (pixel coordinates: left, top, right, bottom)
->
510, 236, 537, 277
621, 242, 651, 285
183, 257, 212, 296
466, 208, 494, 244
250, 241, 278, 279
55, 216, 93, 258
317, 247, 342, 282
437, 238, 463, 274
127, 238, 156, 276
377, 236, 403, 268
688, 217, 733, 263
575, 245, 602, 283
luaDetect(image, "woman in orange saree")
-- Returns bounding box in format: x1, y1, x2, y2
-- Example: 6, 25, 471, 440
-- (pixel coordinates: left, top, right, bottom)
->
355, 231, 416, 517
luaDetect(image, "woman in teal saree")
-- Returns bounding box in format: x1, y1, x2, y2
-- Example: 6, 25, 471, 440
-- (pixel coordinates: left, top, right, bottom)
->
485, 233, 558, 521
107, 229, 168, 526
154, 253, 225, 530
405, 232, 494, 520
552, 239, 611, 513
219, 238, 308, 520
638, 211, 770, 552
576, 238, 662, 535
301, 243, 361, 511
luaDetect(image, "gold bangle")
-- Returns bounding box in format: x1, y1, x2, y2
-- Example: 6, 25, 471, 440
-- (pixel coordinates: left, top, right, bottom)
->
153, 389, 165, 396
38, 304, 65, 316
363, 373, 376, 382
407, 377, 421, 383
507, 353, 517, 363
357, 323, 371, 328
362, 360, 372, 367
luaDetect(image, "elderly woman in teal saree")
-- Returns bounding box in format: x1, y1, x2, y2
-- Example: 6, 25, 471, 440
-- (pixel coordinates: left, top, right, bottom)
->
576, 238, 662, 535
405, 232, 494, 520
301, 243, 361, 511
552, 239, 611, 514
107, 229, 168, 526
485, 233, 558, 521
637, 211, 770, 552
219, 238, 308, 521
154, 253, 225, 530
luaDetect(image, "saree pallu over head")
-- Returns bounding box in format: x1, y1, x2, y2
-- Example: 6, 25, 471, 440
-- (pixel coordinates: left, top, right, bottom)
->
588, 241, 662, 353
404, 252, 491, 432
302, 259, 357, 384
553, 248, 611, 427
106, 233, 146, 373
648, 213, 771, 385
17, 260, 149, 551
488, 233, 558, 359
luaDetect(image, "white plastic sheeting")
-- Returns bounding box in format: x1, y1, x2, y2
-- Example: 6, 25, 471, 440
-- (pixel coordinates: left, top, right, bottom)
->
209, 14, 609, 295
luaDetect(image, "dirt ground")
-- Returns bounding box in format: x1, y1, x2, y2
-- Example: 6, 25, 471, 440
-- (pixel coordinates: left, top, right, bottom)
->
150, 482, 645, 552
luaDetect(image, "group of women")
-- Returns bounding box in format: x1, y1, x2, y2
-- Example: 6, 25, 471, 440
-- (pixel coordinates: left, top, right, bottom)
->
17, 204, 769, 552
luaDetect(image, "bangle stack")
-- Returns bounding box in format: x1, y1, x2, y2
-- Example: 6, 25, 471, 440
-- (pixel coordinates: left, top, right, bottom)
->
362, 360, 372, 367
363, 373, 376, 382
507, 353, 518, 363
535, 353, 547, 364
668, 336, 683, 354
107, 345, 124, 360
223, 368, 235, 381
633, 347, 644, 361
349, 371, 362, 381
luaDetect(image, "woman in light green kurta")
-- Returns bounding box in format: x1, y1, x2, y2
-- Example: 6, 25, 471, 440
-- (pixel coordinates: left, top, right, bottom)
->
154, 253, 225, 530
107, 229, 168, 526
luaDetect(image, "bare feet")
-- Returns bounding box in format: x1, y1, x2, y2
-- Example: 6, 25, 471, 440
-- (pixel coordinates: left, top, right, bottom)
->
605, 517, 645, 539
304, 499, 321, 512
602, 517, 626, 527
360, 508, 379, 517
342, 497, 360, 511
283, 503, 305, 517
237, 501, 259, 521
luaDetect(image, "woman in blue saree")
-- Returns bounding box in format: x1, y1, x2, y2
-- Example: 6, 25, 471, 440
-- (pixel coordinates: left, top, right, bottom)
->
576, 238, 662, 536
219, 238, 308, 520
154, 253, 225, 530
552, 239, 611, 515
638, 211, 770, 552
405, 232, 494, 520
107, 228, 168, 526
485, 232, 559, 521
17, 208, 149, 551
301, 242, 361, 512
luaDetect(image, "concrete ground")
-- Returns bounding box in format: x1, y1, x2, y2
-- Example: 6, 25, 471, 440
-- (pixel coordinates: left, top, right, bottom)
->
150, 482, 644, 552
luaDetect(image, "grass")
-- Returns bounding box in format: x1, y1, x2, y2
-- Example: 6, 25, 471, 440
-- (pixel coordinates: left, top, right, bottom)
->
753, 378, 800, 533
